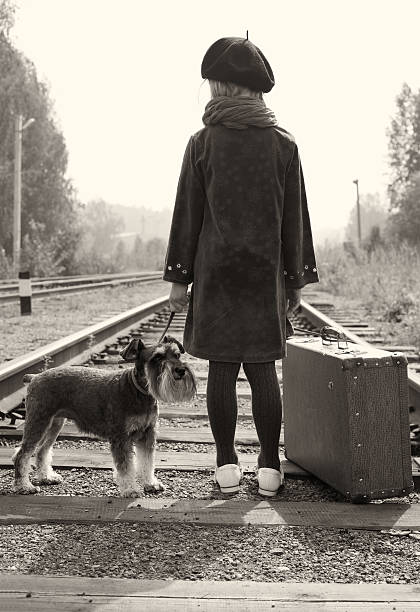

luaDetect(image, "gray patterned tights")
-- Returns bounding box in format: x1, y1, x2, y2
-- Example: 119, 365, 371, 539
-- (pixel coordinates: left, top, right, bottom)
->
206, 360, 282, 470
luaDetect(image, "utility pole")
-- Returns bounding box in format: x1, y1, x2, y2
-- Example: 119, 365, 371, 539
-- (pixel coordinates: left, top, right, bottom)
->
353, 179, 362, 248
12, 115, 35, 275
13, 114, 23, 274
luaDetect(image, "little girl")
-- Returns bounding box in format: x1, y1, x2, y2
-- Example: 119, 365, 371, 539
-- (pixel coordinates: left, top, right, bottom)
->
162, 36, 319, 496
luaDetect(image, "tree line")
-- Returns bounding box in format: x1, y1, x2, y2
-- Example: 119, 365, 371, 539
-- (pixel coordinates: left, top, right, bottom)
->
74, 199, 167, 275
0, 0, 80, 277
0, 1, 166, 278
344, 82, 420, 256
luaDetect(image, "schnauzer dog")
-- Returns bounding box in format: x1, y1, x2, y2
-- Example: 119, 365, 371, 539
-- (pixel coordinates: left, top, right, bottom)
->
13, 335, 196, 497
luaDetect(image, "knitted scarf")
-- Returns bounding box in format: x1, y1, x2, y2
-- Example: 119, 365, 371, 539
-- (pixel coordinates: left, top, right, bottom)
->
202, 95, 278, 130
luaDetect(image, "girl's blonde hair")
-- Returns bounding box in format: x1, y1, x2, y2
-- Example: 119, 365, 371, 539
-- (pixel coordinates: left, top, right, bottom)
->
208, 79, 263, 100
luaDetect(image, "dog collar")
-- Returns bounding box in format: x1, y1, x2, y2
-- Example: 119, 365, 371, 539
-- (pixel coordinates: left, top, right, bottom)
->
131, 368, 149, 395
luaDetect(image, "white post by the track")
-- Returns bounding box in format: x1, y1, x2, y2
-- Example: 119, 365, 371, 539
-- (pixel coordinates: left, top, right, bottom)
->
18, 270, 32, 316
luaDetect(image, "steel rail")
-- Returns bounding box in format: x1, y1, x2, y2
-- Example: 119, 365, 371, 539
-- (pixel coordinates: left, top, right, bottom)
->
0, 274, 163, 303
0, 295, 169, 414
0, 270, 161, 289
300, 298, 420, 412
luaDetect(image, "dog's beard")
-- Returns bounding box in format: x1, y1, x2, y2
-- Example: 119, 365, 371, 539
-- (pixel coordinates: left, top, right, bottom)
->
145, 362, 197, 403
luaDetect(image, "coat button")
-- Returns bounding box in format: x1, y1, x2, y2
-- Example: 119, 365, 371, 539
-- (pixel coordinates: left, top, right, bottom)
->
284, 271, 287, 275
182, 270, 187, 274
304, 265, 308, 269
313, 267, 317, 272
176, 264, 181, 268
168, 266, 172, 270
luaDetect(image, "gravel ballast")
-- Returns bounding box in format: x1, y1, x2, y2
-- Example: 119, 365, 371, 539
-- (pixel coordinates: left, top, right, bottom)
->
0, 522, 419, 583
0, 467, 348, 501
1, 437, 419, 503
0, 460, 419, 505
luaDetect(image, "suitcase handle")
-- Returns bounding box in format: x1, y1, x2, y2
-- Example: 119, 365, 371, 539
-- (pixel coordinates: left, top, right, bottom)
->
320, 326, 349, 349
291, 324, 349, 350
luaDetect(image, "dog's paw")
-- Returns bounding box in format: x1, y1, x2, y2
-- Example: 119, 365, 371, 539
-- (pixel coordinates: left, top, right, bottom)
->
13, 483, 40, 495
120, 488, 142, 499
35, 471, 63, 485
144, 479, 165, 493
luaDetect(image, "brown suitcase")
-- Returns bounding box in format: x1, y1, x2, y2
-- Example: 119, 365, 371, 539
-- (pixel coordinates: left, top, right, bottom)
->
282, 335, 414, 503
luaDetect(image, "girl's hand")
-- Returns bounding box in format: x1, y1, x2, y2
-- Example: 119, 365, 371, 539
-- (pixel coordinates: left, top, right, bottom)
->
286, 287, 301, 317
169, 282, 189, 312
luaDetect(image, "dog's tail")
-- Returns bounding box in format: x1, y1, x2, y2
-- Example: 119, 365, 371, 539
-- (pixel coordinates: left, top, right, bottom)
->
23, 374, 36, 385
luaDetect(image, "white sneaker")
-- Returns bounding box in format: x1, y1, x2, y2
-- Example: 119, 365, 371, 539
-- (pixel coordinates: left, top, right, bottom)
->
214, 464, 242, 493
257, 466, 284, 497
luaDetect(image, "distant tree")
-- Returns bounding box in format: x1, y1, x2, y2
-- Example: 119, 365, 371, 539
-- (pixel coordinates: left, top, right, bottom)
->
0, 0, 15, 35
384, 171, 420, 247
387, 82, 420, 210
363, 225, 385, 259
0, 6, 81, 274
0, 245, 12, 278
344, 192, 388, 244
342, 240, 360, 262
145, 237, 166, 270
78, 199, 124, 254
73, 200, 125, 274
114, 239, 128, 272
20, 219, 65, 276
132, 235, 145, 269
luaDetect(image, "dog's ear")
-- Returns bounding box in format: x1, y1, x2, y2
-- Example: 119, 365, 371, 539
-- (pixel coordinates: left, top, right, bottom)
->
120, 338, 145, 362
163, 335, 185, 354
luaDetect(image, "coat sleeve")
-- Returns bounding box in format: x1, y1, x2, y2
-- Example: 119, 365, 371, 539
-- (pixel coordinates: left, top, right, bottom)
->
162, 135, 206, 285
281, 143, 319, 290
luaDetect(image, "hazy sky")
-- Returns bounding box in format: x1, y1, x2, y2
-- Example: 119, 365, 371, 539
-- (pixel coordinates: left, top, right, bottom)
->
11, 0, 420, 239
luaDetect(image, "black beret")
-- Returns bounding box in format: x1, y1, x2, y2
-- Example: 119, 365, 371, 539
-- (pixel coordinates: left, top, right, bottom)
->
201, 36, 275, 93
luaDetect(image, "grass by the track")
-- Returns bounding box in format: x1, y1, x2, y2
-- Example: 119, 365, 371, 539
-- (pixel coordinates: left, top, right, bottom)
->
316, 242, 420, 349
0, 281, 169, 364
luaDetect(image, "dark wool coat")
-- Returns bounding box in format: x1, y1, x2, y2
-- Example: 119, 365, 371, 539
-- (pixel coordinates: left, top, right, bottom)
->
162, 124, 319, 363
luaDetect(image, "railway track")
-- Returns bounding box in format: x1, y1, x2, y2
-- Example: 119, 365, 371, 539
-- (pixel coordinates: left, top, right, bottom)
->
1, 289, 420, 609
0, 271, 162, 303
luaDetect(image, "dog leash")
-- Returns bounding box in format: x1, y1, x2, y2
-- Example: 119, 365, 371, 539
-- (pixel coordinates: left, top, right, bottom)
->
158, 310, 176, 343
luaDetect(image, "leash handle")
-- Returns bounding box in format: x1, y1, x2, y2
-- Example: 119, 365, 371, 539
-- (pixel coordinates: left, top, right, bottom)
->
158, 310, 176, 343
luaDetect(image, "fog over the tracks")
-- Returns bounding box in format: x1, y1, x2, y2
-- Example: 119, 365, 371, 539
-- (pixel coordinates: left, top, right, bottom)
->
11, 0, 420, 243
